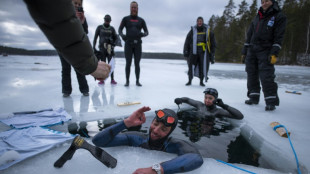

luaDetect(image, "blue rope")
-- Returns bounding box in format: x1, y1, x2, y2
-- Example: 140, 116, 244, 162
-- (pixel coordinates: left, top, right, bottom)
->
216, 160, 256, 174
273, 125, 302, 174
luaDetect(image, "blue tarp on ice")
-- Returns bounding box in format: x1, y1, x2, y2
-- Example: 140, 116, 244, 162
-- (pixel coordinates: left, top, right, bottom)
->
0, 108, 74, 170
0, 108, 71, 128
0, 127, 75, 170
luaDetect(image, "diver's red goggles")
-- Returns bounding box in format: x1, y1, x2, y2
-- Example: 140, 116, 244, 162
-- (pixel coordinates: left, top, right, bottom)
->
155, 110, 176, 127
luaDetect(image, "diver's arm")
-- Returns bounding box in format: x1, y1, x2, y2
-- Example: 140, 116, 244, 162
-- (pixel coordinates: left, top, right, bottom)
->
160, 139, 203, 173
92, 106, 150, 147
92, 121, 130, 147
178, 97, 203, 109
141, 18, 149, 37
214, 98, 243, 120
118, 17, 126, 40
93, 26, 100, 50
213, 104, 244, 120
160, 153, 203, 173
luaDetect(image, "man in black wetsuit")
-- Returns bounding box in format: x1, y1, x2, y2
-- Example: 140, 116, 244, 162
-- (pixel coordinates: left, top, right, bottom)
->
118, 1, 149, 87
175, 88, 244, 120
92, 106, 203, 173
93, 14, 118, 85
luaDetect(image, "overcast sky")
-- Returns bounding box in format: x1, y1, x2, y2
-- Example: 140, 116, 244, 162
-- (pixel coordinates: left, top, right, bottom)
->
0, 0, 255, 53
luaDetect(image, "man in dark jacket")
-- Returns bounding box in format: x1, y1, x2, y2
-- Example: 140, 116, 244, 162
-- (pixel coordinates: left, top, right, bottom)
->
24, 0, 111, 81
175, 88, 244, 120
119, 1, 149, 87
93, 14, 118, 85
241, 0, 286, 111
184, 17, 216, 86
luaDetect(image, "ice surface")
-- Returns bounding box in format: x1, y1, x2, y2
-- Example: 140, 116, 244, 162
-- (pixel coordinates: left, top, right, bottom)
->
0, 55, 309, 174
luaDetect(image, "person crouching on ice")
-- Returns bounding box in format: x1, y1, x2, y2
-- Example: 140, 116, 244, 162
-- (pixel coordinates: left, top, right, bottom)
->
92, 106, 203, 174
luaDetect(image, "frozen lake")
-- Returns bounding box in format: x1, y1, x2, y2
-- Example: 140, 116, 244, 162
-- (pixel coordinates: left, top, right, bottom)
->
0, 55, 309, 174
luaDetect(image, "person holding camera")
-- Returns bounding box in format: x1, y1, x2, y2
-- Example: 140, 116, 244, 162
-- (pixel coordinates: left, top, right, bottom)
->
24, 0, 111, 81
58, 0, 89, 97
93, 14, 118, 85
174, 88, 244, 120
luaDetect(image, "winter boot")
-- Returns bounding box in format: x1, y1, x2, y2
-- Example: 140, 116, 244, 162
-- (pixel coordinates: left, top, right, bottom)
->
200, 79, 205, 86
63, 93, 70, 97
245, 95, 259, 105
98, 80, 104, 85
265, 105, 276, 111
185, 77, 192, 86
245, 99, 259, 105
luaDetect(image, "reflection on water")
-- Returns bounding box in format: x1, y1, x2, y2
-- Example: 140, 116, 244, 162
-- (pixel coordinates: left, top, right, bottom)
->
177, 108, 260, 167
177, 109, 233, 142
62, 95, 90, 113
91, 86, 115, 112
227, 135, 260, 167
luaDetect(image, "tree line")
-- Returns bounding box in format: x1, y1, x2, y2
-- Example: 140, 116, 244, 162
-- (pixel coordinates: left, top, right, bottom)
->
2, 0, 309, 65
0, 45, 184, 60
209, 0, 310, 65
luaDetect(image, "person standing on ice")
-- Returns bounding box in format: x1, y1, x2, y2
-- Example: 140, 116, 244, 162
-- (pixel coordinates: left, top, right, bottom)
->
93, 14, 119, 85
241, 0, 286, 111
92, 106, 203, 174
58, 0, 90, 97
24, 0, 111, 81
183, 17, 216, 86
118, 1, 149, 87
174, 88, 244, 120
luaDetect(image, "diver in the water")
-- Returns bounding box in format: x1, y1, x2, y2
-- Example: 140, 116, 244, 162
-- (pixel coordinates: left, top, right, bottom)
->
92, 106, 203, 174
175, 88, 244, 120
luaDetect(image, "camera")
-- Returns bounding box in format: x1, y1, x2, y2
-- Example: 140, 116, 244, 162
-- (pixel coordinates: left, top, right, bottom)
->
77, 6, 84, 12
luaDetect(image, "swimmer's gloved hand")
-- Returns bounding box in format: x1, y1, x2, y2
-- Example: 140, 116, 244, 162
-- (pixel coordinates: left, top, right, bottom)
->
215, 98, 228, 109
174, 98, 182, 105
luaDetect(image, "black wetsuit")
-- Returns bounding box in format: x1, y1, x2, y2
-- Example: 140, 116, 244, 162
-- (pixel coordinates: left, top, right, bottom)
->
118, 15, 148, 83
59, 20, 89, 95
177, 97, 244, 120
92, 121, 203, 173
93, 23, 117, 80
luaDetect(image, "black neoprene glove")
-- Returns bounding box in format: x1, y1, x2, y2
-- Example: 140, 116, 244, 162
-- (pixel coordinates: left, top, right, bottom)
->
139, 32, 146, 37
210, 54, 215, 64
241, 45, 248, 64
174, 98, 182, 105
216, 98, 228, 109
270, 46, 280, 56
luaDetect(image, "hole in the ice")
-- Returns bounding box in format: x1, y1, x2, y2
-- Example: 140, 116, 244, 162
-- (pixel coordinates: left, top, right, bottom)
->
51, 108, 263, 169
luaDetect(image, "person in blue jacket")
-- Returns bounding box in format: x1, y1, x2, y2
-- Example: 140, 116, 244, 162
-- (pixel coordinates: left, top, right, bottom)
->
92, 106, 203, 174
